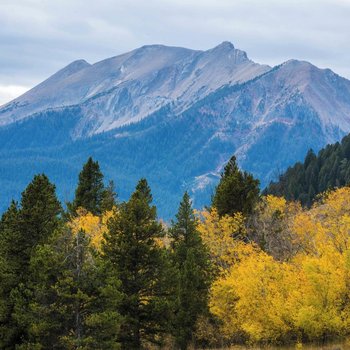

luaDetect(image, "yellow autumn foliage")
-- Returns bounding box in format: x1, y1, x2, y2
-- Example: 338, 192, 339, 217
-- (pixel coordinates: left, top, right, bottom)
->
265, 194, 287, 215
68, 207, 114, 249
293, 187, 350, 255
197, 208, 254, 272
249, 195, 302, 260
207, 189, 350, 344
210, 246, 297, 343
291, 248, 348, 339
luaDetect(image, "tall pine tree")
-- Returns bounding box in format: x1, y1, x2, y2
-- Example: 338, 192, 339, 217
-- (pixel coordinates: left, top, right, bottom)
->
170, 192, 212, 350
101, 180, 117, 212
19, 174, 62, 262
0, 201, 21, 349
0, 174, 62, 349
103, 178, 169, 349
71, 157, 105, 215
212, 156, 260, 217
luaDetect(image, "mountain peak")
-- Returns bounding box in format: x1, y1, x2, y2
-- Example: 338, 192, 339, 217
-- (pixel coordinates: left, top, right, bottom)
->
208, 41, 250, 64
31, 59, 92, 90
217, 41, 235, 49
211, 41, 235, 52
134, 43, 195, 55
54, 59, 91, 79
282, 59, 312, 68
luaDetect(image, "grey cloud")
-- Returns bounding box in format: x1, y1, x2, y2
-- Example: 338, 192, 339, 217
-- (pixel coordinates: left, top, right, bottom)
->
0, 0, 350, 99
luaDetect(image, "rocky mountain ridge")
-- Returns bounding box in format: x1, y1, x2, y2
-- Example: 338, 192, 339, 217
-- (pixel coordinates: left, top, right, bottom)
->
1, 42, 350, 218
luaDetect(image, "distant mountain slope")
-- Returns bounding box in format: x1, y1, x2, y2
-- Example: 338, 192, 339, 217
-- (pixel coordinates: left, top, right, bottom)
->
189, 59, 350, 185
1, 42, 350, 218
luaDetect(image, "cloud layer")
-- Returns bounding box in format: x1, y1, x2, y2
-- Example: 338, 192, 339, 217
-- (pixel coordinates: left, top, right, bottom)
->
1, 0, 350, 105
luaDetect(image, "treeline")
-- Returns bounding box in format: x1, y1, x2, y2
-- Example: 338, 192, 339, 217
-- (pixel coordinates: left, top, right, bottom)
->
2, 155, 350, 348
265, 132, 350, 206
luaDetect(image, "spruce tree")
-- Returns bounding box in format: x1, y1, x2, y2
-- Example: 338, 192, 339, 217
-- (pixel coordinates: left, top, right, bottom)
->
103, 178, 168, 349
71, 157, 105, 215
101, 180, 117, 212
19, 174, 62, 263
26, 227, 122, 349
0, 201, 22, 349
170, 192, 212, 350
212, 156, 260, 217
0, 174, 62, 349
132, 178, 152, 202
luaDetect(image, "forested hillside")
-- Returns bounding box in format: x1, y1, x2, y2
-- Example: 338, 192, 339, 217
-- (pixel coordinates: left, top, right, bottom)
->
265, 132, 350, 206
3, 156, 350, 348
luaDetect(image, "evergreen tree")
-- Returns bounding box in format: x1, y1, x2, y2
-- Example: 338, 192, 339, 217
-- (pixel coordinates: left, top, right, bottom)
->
103, 178, 168, 349
26, 227, 122, 349
101, 180, 117, 212
170, 192, 212, 350
304, 149, 317, 169
0, 201, 22, 349
212, 156, 260, 217
71, 157, 105, 215
0, 174, 62, 349
132, 178, 152, 203
19, 174, 62, 264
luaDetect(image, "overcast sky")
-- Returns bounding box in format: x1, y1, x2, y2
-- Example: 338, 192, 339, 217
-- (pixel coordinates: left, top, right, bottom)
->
1, 0, 350, 105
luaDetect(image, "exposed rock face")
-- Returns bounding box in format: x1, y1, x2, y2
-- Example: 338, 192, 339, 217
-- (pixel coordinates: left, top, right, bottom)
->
1, 42, 350, 218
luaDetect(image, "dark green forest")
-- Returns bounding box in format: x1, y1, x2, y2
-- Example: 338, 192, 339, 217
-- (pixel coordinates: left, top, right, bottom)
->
265, 133, 350, 206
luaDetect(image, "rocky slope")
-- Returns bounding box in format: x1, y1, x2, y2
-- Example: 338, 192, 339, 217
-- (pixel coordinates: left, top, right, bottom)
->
1, 42, 350, 218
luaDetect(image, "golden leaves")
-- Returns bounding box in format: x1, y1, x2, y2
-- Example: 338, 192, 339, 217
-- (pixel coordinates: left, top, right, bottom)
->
68, 207, 114, 249
197, 208, 252, 272
206, 188, 350, 343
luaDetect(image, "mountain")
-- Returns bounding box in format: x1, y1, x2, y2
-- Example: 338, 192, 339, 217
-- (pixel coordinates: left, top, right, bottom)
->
1, 42, 350, 218
0, 42, 269, 136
